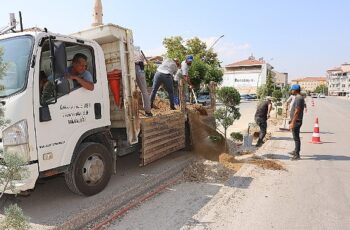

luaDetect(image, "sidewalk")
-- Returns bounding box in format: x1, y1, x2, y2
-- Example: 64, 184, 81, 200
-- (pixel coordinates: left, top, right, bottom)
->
252, 123, 295, 162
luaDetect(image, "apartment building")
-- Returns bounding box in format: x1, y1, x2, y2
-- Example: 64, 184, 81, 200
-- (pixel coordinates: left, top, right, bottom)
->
291, 77, 327, 92
327, 63, 350, 96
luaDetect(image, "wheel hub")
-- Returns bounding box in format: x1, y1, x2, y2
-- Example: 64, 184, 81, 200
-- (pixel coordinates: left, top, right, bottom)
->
82, 155, 104, 184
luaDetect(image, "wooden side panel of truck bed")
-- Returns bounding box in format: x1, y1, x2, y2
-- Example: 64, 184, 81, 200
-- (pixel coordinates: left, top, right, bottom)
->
140, 112, 186, 165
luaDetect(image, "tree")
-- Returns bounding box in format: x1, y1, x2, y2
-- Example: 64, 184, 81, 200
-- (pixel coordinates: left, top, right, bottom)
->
281, 85, 290, 100
314, 85, 328, 95
0, 204, 30, 230
214, 87, 241, 151
144, 61, 158, 87
162, 36, 186, 60
272, 89, 283, 118
163, 36, 223, 89
265, 70, 274, 96
257, 85, 269, 99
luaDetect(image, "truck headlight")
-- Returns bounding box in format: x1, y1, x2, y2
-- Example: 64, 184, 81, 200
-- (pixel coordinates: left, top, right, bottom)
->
2, 120, 30, 162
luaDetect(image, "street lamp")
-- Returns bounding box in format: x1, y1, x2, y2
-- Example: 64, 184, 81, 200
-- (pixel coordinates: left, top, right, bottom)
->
208, 35, 224, 50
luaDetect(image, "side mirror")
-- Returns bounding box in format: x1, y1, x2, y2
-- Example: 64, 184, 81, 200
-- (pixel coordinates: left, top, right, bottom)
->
39, 106, 52, 122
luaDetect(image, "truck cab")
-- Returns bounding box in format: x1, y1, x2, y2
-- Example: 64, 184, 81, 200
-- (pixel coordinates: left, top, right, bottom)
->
0, 23, 186, 196
0, 24, 140, 196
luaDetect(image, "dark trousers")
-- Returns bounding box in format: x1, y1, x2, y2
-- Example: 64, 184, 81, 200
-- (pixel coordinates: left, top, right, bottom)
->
150, 72, 174, 108
292, 121, 302, 156
255, 118, 267, 141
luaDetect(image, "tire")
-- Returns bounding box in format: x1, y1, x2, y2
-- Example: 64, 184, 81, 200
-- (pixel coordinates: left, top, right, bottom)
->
65, 142, 113, 196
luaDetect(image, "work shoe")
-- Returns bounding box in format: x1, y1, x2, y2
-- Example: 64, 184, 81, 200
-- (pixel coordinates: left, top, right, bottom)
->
145, 112, 153, 117
170, 106, 176, 110
288, 151, 296, 156
291, 155, 301, 160
255, 139, 264, 147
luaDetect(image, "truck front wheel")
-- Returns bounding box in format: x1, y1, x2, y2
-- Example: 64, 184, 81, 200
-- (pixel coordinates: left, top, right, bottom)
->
65, 142, 113, 196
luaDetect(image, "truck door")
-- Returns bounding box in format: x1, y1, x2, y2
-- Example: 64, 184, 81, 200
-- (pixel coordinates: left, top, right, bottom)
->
34, 37, 108, 172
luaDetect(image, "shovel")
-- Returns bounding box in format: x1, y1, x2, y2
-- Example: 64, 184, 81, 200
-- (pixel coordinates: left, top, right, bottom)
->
191, 88, 198, 104
242, 123, 254, 148
279, 108, 290, 131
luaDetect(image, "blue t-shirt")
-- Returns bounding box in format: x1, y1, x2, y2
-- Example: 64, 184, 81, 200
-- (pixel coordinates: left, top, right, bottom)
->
66, 66, 93, 83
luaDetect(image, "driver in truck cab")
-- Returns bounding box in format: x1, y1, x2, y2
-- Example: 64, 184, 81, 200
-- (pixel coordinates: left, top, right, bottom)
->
65, 53, 94, 91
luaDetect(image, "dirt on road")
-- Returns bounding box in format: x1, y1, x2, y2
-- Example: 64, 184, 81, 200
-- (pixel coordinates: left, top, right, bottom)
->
184, 110, 285, 183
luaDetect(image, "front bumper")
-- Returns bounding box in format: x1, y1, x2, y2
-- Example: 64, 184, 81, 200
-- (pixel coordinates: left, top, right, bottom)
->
0, 163, 39, 194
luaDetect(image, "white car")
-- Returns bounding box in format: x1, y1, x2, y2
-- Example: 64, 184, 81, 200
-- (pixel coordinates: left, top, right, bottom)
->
318, 93, 326, 98
197, 94, 211, 105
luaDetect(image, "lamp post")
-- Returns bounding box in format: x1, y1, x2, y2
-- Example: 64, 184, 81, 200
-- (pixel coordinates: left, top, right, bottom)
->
208, 35, 224, 50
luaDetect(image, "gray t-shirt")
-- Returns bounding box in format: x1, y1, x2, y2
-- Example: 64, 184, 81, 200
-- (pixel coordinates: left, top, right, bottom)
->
255, 101, 270, 121
290, 95, 305, 121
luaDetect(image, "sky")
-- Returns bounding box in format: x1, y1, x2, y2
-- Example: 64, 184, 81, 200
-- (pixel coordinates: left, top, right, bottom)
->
1, 0, 349, 80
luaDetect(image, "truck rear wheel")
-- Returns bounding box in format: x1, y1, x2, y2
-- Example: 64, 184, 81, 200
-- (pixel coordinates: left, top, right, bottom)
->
65, 142, 113, 196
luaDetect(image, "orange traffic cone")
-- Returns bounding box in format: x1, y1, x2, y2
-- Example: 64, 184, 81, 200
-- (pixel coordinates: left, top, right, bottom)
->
310, 117, 322, 144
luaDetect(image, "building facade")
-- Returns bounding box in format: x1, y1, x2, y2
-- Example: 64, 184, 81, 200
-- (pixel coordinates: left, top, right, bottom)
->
291, 77, 327, 92
222, 56, 273, 94
327, 63, 350, 96
272, 71, 288, 88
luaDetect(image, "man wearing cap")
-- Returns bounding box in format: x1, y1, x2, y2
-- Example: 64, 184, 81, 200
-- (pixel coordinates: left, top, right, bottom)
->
254, 97, 272, 147
289, 84, 305, 160
181, 55, 193, 102
150, 58, 178, 110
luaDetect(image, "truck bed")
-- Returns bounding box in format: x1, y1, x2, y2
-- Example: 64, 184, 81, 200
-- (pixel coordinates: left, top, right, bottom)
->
140, 111, 186, 165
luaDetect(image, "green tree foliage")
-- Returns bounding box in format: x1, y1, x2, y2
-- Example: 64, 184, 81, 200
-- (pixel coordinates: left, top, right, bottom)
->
144, 61, 158, 87
314, 85, 328, 94
281, 85, 290, 99
163, 36, 223, 89
272, 89, 283, 118
188, 59, 208, 88
0, 204, 30, 230
214, 87, 241, 150
265, 70, 274, 96
0, 153, 29, 198
257, 85, 269, 99
162, 36, 186, 60
0, 48, 7, 122
230, 132, 243, 142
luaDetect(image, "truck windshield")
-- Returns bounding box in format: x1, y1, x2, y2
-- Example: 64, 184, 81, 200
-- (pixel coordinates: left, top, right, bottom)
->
0, 36, 33, 97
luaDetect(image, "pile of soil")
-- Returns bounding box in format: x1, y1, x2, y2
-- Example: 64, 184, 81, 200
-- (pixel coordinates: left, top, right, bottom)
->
186, 111, 244, 180
183, 158, 233, 183
139, 97, 180, 117
244, 156, 286, 171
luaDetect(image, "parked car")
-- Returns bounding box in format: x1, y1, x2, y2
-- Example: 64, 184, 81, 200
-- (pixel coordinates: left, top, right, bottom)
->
311, 93, 318, 98
240, 94, 254, 101
318, 93, 326, 98
197, 94, 211, 105
249, 94, 257, 99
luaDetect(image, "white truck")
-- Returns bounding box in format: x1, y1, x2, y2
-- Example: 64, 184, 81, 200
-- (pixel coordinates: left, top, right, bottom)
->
0, 23, 186, 196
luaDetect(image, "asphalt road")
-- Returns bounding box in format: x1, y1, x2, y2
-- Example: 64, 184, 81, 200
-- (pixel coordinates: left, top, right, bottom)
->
108, 96, 350, 230
221, 96, 350, 230
0, 150, 192, 229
